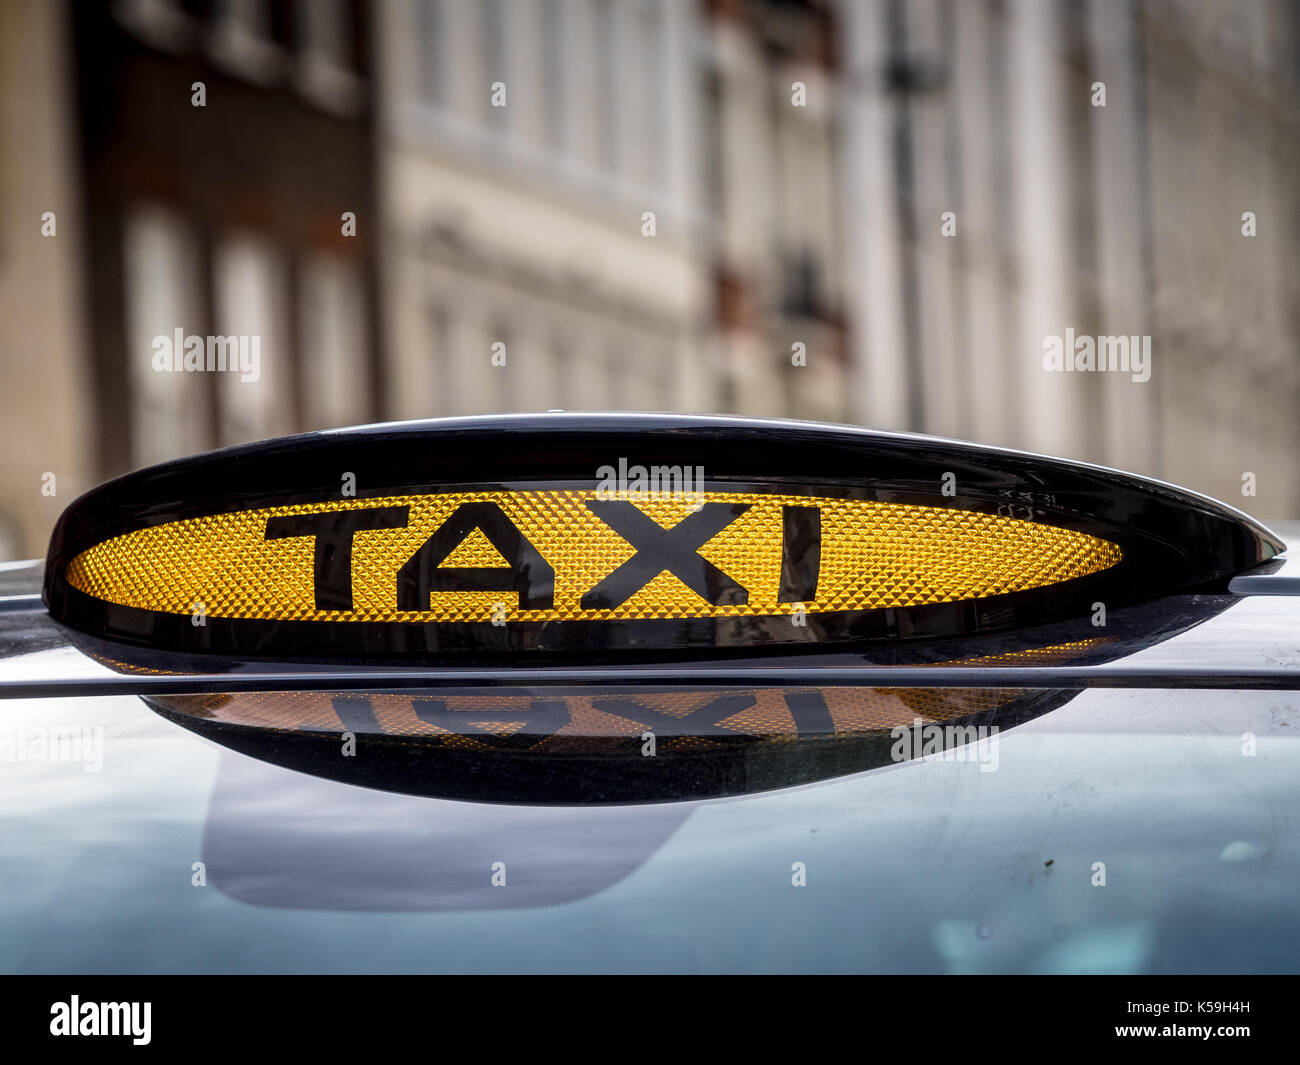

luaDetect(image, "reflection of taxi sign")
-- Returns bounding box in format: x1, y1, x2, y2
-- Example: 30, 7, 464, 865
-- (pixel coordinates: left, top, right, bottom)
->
147, 685, 1079, 803
42, 414, 1281, 657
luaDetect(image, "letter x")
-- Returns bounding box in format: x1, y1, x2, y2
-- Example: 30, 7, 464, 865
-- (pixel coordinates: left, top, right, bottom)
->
580, 500, 751, 610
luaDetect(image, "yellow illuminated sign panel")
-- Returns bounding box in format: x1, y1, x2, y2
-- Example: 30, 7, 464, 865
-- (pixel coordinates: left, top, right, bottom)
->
66, 490, 1122, 623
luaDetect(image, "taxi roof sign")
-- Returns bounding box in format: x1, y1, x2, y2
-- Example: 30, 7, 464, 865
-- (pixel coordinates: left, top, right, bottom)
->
42, 414, 1282, 659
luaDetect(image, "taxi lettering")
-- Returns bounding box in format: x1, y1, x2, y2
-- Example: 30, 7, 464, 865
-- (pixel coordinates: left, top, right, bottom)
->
265, 500, 822, 613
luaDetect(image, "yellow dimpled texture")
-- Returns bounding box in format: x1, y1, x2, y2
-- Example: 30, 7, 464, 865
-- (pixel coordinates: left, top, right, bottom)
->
65, 490, 1122, 623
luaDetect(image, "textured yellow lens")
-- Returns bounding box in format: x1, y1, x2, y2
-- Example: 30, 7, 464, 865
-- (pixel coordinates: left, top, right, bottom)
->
65, 489, 1121, 623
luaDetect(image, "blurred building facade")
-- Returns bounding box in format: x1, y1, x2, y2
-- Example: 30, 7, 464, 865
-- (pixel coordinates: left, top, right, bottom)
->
841, 0, 1300, 514
378, 0, 710, 418
1, 0, 382, 555
0, 0, 90, 558
73, 0, 383, 474
0, 0, 1297, 558
377, 0, 850, 422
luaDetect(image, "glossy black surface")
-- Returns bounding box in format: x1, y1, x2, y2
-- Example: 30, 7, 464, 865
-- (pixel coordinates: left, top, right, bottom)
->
42, 415, 1283, 659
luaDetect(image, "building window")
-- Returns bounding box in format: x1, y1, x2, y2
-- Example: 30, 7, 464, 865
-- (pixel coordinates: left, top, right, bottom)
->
594, 0, 617, 169
604, 335, 625, 409
489, 317, 513, 411
482, 0, 507, 126
542, 0, 566, 149
213, 232, 291, 446
416, 0, 443, 105
640, 0, 667, 185
294, 0, 362, 112
429, 302, 453, 415
300, 253, 367, 429
551, 329, 573, 410
123, 204, 209, 467
780, 250, 825, 321
209, 0, 281, 84
112, 0, 193, 52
